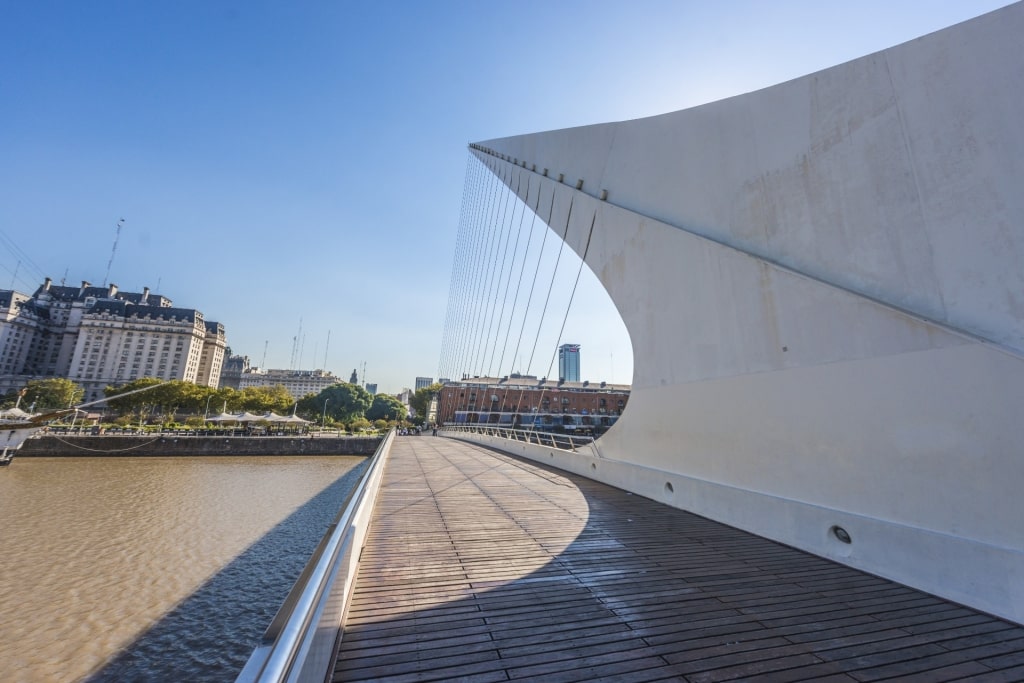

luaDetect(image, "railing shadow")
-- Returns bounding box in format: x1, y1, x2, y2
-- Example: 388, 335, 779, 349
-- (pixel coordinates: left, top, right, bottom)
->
333, 439, 680, 681
330, 438, 1009, 683
83, 460, 369, 682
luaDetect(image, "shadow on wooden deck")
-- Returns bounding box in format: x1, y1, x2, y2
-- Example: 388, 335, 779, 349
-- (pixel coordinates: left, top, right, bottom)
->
335, 437, 1024, 683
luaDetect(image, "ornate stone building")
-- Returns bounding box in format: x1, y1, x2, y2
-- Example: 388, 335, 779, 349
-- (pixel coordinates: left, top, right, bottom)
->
236, 368, 343, 400
218, 353, 251, 390
0, 278, 227, 402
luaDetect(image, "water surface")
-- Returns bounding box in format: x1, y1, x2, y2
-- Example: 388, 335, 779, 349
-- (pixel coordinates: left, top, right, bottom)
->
0, 455, 366, 682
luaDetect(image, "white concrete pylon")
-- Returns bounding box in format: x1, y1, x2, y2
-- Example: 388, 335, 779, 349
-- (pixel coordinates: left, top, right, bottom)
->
468, 2, 1024, 625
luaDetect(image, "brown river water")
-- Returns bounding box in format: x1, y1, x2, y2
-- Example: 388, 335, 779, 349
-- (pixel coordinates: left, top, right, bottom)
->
0, 455, 368, 682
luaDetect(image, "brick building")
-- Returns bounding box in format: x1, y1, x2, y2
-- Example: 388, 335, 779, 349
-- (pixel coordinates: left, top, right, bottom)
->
437, 375, 629, 436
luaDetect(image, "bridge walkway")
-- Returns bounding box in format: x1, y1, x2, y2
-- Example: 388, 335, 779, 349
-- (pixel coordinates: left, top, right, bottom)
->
333, 437, 1024, 682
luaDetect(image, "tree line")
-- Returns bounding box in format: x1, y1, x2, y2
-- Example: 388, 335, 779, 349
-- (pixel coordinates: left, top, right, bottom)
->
0, 377, 444, 429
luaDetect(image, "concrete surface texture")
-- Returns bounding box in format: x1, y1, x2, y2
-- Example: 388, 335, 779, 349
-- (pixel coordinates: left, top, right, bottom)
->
469, 2, 1024, 624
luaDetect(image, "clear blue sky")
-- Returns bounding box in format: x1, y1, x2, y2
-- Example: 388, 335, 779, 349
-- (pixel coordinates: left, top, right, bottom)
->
0, 1, 1010, 394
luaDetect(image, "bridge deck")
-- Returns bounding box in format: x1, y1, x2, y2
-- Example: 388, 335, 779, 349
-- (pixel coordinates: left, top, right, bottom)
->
333, 437, 1024, 682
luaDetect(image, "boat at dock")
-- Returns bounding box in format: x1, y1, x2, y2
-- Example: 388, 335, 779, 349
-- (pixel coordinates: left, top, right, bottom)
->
0, 407, 78, 465
0, 382, 170, 466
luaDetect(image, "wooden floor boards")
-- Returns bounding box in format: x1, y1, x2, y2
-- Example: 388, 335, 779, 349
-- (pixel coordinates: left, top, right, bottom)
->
334, 437, 1024, 682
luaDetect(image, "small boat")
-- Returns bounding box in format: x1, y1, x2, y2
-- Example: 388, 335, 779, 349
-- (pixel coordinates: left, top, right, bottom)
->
0, 382, 168, 466
0, 409, 72, 465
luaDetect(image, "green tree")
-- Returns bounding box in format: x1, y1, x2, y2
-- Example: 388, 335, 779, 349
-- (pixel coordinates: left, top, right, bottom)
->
295, 393, 321, 422
209, 386, 241, 414
292, 392, 318, 420
0, 389, 21, 409
238, 385, 293, 414
189, 385, 223, 417
366, 394, 407, 421
24, 378, 84, 411
349, 416, 371, 433
106, 377, 160, 414
104, 378, 191, 416
409, 383, 444, 423
169, 381, 209, 414
112, 414, 135, 427
298, 382, 372, 425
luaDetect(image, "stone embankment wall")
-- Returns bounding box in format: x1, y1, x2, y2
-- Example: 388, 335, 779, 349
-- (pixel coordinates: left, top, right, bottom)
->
19, 435, 382, 457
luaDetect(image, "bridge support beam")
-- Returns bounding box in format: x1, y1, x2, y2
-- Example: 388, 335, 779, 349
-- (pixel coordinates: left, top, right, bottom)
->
470, 3, 1024, 624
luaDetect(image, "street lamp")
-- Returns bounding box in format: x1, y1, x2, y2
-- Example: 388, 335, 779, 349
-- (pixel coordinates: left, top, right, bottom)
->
322, 399, 329, 430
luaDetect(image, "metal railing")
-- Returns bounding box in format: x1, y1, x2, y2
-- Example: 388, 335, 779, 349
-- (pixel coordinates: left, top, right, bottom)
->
441, 424, 594, 452
235, 428, 396, 683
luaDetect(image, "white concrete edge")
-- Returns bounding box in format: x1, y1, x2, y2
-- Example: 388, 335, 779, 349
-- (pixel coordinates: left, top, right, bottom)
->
471, 148, 1023, 363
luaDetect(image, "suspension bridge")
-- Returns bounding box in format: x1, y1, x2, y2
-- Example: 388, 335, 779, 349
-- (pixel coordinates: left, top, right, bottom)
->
239, 4, 1024, 681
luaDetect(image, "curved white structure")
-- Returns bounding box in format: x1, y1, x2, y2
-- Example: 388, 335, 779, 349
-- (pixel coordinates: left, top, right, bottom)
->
467, 3, 1024, 624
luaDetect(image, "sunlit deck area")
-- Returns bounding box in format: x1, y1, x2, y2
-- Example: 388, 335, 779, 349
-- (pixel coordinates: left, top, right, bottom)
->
334, 437, 1024, 682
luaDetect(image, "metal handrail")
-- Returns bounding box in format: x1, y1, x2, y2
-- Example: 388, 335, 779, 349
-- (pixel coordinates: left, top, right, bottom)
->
441, 424, 593, 452
236, 428, 396, 683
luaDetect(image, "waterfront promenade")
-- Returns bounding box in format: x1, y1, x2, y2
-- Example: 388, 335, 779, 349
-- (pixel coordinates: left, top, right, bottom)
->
17, 434, 381, 457
334, 437, 1024, 682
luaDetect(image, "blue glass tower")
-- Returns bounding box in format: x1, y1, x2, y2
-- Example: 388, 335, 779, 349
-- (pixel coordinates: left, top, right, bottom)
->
558, 344, 580, 382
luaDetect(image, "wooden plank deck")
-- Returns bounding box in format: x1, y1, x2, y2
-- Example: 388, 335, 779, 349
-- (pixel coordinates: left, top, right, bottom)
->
334, 437, 1024, 682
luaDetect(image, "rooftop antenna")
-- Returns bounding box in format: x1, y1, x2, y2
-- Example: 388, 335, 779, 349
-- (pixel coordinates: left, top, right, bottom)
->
323, 330, 330, 371
9, 260, 19, 289
102, 218, 125, 287
289, 318, 303, 370
260, 340, 268, 369
361, 360, 367, 387
61, 267, 68, 286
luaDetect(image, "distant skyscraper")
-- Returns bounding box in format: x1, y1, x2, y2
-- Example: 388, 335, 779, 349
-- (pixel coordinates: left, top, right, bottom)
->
558, 344, 581, 382
365, 383, 377, 395
415, 376, 433, 390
